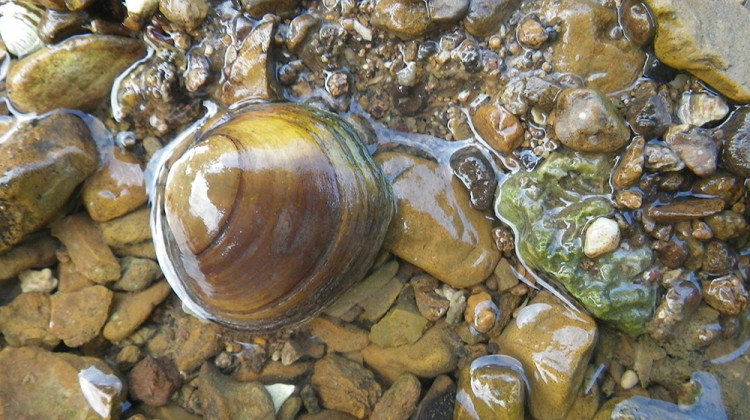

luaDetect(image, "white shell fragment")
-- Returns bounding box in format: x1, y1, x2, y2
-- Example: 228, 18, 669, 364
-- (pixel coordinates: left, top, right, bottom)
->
584, 217, 621, 258
677, 92, 729, 127
0, 2, 44, 58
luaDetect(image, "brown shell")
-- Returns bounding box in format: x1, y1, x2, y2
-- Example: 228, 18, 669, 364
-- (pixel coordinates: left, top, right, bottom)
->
149, 103, 394, 331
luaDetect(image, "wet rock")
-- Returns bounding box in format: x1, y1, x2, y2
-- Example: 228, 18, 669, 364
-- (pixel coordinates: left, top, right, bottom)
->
471, 104, 524, 154
369, 289, 429, 347
645, 0, 750, 102
112, 257, 162, 292
325, 260, 399, 318
493, 291, 597, 420
464, 291, 499, 333
0, 234, 58, 281
702, 241, 736, 276
358, 275, 404, 322
199, 363, 275, 420
159, 0, 208, 29
370, 373, 421, 420
38, 9, 89, 44
0, 292, 59, 348
610, 372, 728, 419
615, 190, 643, 209
0, 114, 98, 253
646, 198, 725, 223
584, 217, 621, 259
82, 147, 147, 223
720, 107, 750, 177
552, 88, 630, 153
523, 76, 562, 111
625, 83, 673, 139
312, 354, 381, 418
449, 146, 497, 211
454, 355, 525, 420
412, 274, 450, 321
222, 20, 280, 106
517, 17, 548, 49
116, 344, 141, 370
495, 151, 655, 335
18, 268, 57, 293
278, 395, 303, 420
664, 125, 718, 176
129, 356, 181, 406
677, 92, 730, 127
240, 0, 300, 18
705, 211, 749, 241
413, 374, 456, 420
376, 152, 500, 288
620, 0, 654, 46
298, 410, 358, 420
692, 173, 743, 204
51, 213, 121, 284
307, 314, 369, 353
371, 0, 431, 40
50, 285, 113, 347
99, 207, 155, 258
463, 0, 522, 37
57, 253, 96, 292
7, 35, 147, 113
102, 280, 171, 342
362, 322, 462, 384
0, 346, 124, 419
702, 275, 748, 316
646, 280, 702, 340
653, 237, 688, 269
171, 313, 223, 373
541, 0, 645, 93
644, 144, 684, 172
612, 137, 645, 189
427, 0, 470, 24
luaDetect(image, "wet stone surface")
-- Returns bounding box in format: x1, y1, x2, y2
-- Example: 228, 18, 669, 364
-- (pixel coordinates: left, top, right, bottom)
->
0, 0, 749, 419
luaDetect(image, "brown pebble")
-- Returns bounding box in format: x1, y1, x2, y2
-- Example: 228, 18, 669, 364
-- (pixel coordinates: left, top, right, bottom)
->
311, 354, 381, 418
51, 212, 121, 284
307, 314, 369, 353
0, 234, 58, 281
517, 18, 548, 49
370, 373, 421, 420
472, 104, 524, 154
102, 281, 171, 342
129, 356, 182, 406
49, 285, 113, 347
703, 275, 748, 316
645, 198, 725, 223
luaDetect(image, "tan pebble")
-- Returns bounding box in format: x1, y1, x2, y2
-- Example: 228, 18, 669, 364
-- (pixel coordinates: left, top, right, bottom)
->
464, 291, 499, 333
620, 369, 639, 390
583, 217, 620, 258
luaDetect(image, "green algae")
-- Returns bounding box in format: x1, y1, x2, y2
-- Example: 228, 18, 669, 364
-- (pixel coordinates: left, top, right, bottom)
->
494, 151, 655, 335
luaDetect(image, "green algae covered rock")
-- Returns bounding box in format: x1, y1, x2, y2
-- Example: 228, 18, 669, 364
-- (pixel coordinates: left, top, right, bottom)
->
494, 151, 655, 335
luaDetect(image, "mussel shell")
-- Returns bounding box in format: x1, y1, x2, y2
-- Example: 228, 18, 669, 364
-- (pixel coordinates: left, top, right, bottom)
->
150, 103, 394, 332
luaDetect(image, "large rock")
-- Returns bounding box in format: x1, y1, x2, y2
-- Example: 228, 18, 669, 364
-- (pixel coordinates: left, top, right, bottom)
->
311, 354, 382, 418
375, 151, 500, 288
7, 35, 147, 113
0, 346, 124, 419
645, 0, 750, 103
199, 363, 275, 420
0, 113, 98, 253
541, 0, 645, 93
492, 292, 597, 420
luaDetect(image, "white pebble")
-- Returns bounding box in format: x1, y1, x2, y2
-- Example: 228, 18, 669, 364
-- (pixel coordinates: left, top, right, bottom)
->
19, 268, 57, 293
620, 369, 639, 390
584, 217, 620, 258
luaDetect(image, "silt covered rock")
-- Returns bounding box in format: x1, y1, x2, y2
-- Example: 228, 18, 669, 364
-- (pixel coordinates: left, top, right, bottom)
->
494, 150, 655, 335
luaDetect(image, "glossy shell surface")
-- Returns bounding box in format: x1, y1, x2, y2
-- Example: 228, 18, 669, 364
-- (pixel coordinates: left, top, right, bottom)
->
149, 103, 394, 331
